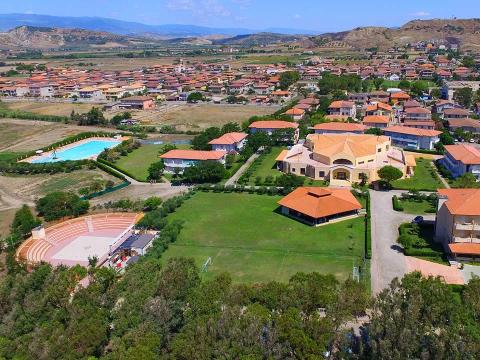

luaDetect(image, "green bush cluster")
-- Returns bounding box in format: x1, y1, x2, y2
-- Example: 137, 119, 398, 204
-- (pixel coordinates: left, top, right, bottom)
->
195, 184, 292, 196
392, 195, 404, 211
0, 108, 68, 122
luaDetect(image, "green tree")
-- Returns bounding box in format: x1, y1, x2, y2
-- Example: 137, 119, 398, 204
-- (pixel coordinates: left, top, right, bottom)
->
454, 87, 474, 108
377, 165, 403, 186
373, 77, 384, 90
147, 160, 165, 181
187, 92, 205, 103
36, 191, 89, 221
364, 127, 383, 136
279, 71, 300, 90
453, 172, 479, 188
182, 161, 226, 183
11, 205, 41, 239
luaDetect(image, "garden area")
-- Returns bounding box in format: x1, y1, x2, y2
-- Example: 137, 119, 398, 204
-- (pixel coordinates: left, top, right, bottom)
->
160, 192, 368, 283
392, 158, 444, 191
239, 147, 327, 187
392, 191, 437, 214
397, 222, 447, 265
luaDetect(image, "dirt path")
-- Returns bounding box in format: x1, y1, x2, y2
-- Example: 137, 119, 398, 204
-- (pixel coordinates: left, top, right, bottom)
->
225, 153, 259, 186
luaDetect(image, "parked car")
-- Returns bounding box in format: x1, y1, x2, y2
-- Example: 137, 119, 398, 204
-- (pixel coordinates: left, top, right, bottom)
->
412, 216, 424, 224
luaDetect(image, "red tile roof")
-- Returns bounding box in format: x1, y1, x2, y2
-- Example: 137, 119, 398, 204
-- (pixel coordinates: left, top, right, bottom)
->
449, 243, 480, 256
278, 187, 362, 219
384, 125, 441, 137
249, 120, 298, 129
160, 149, 225, 161
313, 122, 366, 132
362, 115, 390, 124
208, 132, 247, 145
444, 144, 480, 165
438, 189, 480, 216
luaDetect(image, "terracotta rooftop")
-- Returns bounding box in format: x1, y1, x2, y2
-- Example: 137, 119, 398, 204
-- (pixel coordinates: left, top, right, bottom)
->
444, 144, 480, 165
362, 115, 390, 124
277, 187, 362, 219
313, 122, 366, 132
249, 120, 298, 129
329, 100, 355, 108
449, 243, 480, 256
438, 188, 480, 216
160, 149, 225, 161
384, 125, 441, 137
208, 132, 247, 145
307, 133, 390, 158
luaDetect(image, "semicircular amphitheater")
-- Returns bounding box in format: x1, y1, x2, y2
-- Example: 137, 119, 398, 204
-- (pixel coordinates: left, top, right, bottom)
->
16, 213, 143, 267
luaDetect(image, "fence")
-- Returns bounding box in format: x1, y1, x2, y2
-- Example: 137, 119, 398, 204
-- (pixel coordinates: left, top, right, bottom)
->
80, 181, 130, 200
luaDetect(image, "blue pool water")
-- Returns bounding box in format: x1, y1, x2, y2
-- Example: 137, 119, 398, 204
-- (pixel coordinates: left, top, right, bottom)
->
32, 140, 120, 163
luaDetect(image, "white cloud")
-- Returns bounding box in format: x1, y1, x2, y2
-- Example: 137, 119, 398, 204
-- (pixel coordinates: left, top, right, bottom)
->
411, 11, 431, 17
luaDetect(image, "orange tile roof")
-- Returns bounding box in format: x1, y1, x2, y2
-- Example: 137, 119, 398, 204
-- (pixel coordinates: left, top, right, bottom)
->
275, 149, 289, 161
313, 122, 366, 132
438, 189, 480, 216
307, 134, 391, 158
285, 108, 305, 115
444, 144, 480, 165
208, 132, 247, 145
384, 125, 441, 137
160, 149, 225, 161
362, 115, 390, 124
448, 243, 480, 256
366, 102, 393, 112
249, 120, 298, 129
390, 92, 410, 100
277, 187, 362, 219
329, 100, 355, 108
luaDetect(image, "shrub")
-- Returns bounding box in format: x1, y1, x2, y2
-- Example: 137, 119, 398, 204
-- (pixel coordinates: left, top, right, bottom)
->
392, 195, 404, 211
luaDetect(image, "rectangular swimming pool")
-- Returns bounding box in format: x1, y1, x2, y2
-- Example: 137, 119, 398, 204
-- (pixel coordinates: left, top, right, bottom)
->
31, 139, 120, 163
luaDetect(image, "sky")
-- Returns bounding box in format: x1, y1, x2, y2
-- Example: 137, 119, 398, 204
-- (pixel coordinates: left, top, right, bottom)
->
0, 0, 478, 32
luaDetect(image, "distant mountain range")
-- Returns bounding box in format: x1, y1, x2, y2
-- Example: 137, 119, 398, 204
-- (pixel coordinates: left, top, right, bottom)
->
0, 13, 316, 37
1, 14, 480, 52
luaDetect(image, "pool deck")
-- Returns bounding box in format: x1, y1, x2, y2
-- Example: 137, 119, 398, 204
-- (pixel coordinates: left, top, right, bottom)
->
20, 136, 129, 163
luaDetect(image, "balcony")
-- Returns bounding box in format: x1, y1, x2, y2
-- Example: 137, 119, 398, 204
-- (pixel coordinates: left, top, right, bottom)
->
455, 222, 480, 231
453, 236, 480, 243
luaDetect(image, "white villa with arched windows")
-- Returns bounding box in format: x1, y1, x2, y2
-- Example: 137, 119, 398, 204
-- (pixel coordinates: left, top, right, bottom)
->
276, 134, 416, 186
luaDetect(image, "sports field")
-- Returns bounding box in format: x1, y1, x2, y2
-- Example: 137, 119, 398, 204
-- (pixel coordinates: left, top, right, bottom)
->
161, 192, 366, 283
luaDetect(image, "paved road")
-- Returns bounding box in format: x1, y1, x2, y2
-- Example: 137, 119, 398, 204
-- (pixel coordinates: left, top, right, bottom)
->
369, 189, 435, 294
225, 153, 259, 186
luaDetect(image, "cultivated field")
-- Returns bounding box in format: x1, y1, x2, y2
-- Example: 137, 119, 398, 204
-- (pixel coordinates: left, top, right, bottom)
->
0, 169, 121, 208
161, 192, 366, 283
0, 119, 111, 152
151, 103, 278, 131
5, 101, 96, 117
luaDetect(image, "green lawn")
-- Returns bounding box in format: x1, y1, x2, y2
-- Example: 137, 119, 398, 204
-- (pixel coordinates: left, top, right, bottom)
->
247, 147, 285, 184
115, 143, 190, 181
399, 223, 448, 265
392, 158, 444, 191
161, 192, 367, 283
397, 198, 436, 214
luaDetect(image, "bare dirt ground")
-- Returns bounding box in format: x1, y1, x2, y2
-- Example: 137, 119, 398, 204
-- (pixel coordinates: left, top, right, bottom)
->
0, 119, 112, 152
0, 209, 16, 238
141, 103, 278, 131
0, 170, 120, 210
5, 101, 95, 117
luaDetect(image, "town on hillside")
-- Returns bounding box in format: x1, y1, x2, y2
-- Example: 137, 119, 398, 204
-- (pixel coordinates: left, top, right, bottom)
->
1, 5, 480, 359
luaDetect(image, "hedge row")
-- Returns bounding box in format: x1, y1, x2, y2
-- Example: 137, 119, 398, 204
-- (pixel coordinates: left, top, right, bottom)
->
94, 161, 127, 181
0, 108, 69, 123
195, 183, 293, 196
392, 195, 404, 211
96, 158, 143, 182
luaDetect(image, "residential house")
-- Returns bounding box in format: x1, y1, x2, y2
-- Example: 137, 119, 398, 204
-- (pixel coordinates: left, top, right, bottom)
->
160, 149, 226, 173
364, 102, 393, 119
277, 187, 362, 226
443, 108, 472, 120
441, 144, 480, 179
276, 134, 414, 186
208, 132, 247, 153
442, 81, 480, 100
403, 107, 432, 121
249, 120, 299, 143
119, 96, 155, 110
447, 118, 480, 134
435, 188, 480, 261
403, 121, 436, 130
362, 115, 390, 128
328, 100, 356, 118
384, 125, 441, 150
284, 108, 305, 121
